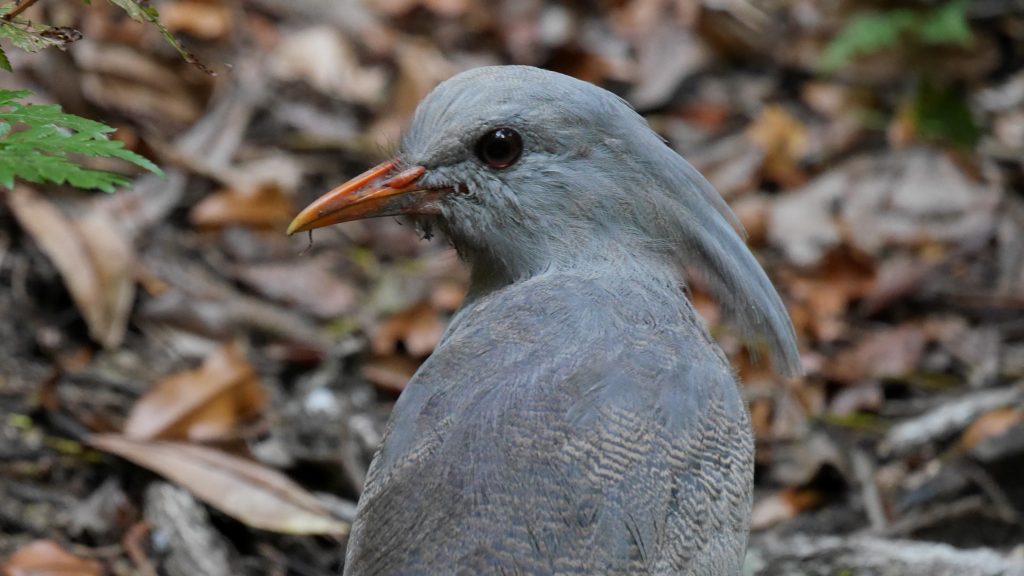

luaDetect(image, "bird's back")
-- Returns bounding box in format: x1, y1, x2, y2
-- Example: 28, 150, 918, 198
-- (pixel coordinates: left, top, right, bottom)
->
344, 267, 754, 575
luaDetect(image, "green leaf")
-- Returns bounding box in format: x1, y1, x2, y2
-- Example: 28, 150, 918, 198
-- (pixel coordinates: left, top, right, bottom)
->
820, 0, 975, 72
918, 0, 972, 46
0, 18, 82, 53
0, 44, 10, 72
0, 88, 164, 192
0, 89, 30, 106
912, 81, 980, 149
106, 0, 213, 75
819, 9, 917, 72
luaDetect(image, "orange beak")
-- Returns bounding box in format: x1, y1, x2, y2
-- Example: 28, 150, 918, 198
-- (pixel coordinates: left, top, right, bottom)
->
286, 160, 446, 235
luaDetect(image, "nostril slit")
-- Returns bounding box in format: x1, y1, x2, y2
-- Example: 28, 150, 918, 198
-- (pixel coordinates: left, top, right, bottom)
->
384, 166, 427, 189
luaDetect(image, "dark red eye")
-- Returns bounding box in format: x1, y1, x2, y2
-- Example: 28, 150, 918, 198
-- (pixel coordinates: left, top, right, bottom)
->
475, 128, 522, 169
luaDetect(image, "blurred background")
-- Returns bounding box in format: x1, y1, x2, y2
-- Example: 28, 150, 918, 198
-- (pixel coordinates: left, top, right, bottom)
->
1, 0, 1024, 574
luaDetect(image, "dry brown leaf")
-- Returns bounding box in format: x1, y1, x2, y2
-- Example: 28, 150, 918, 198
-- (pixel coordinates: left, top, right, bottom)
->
771, 150, 995, 266
861, 254, 943, 315
768, 170, 843, 267
801, 82, 872, 120
750, 488, 824, 531
125, 342, 266, 441
773, 431, 846, 486
688, 287, 721, 329
429, 280, 465, 312
731, 193, 770, 246
234, 258, 357, 320
746, 104, 809, 188
749, 398, 773, 442
842, 149, 998, 257
391, 39, 457, 115
7, 186, 136, 348
362, 355, 421, 393
829, 383, 883, 416
628, 22, 709, 109
677, 101, 732, 133
371, 302, 446, 357
160, 1, 233, 40
735, 350, 782, 390
269, 26, 387, 105
959, 408, 1024, 452
89, 434, 349, 535
785, 249, 874, 342
827, 324, 927, 384
2, 539, 103, 576
190, 185, 294, 229
74, 43, 203, 127
370, 0, 470, 17
690, 135, 764, 199
77, 209, 136, 346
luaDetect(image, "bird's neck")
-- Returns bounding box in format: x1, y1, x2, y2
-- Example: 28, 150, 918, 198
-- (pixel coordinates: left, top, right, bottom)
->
460, 237, 679, 305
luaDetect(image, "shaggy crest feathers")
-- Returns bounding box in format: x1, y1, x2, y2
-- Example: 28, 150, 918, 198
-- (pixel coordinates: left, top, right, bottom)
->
403, 65, 801, 377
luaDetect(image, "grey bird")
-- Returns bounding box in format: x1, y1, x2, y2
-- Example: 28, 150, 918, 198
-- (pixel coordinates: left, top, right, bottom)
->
288, 65, 801, 575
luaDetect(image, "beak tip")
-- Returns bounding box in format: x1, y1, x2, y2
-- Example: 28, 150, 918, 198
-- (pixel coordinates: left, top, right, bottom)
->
287, 160, 428, 236
286, 219, 305, 236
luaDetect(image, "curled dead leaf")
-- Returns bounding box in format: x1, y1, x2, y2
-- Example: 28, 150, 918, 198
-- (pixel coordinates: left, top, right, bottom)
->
125, 342, 266, 441
7, 186, 136, 349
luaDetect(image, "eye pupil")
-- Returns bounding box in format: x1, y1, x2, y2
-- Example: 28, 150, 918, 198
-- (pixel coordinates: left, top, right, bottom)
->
476, 128, 522, 169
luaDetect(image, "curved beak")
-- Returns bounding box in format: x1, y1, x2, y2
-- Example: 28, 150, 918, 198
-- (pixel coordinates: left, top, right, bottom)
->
287, 160, 446, 235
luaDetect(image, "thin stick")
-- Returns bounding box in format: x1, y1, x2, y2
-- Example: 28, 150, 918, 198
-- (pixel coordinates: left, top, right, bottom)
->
2, 0, 41, 21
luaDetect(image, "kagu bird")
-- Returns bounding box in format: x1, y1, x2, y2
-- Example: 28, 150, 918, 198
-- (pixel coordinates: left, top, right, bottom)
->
288, 66, 801, 575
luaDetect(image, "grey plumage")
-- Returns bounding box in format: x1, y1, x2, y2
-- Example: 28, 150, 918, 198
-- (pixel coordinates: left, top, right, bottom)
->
342, 66, 800, 575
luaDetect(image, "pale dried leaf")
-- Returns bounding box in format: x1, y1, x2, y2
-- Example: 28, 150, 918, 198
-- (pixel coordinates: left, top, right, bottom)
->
2, 540, 103, 576
269, 26, 386, 105
234, 258, 357, 319
7, 186, 135, 348
628, 22, 709, 109
828, 325, 927, 383
190, 185, 294, 229
751, 489, 823, 531
160, 2, 233, 40
391, 39, 458, 119
842, 149, 1000, 256
767, 171, 842, 268
89, 434, 349, 535
77, 208, 136, 348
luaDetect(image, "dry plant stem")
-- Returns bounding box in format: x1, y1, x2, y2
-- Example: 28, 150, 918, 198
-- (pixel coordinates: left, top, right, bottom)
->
852, 448, 888, 532
879, 494, 989, 538
123, 522, 159, 576
2, 0, 41, 21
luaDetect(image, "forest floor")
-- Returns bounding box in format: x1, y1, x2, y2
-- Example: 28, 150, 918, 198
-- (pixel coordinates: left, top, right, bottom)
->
2, 1, 1024, 575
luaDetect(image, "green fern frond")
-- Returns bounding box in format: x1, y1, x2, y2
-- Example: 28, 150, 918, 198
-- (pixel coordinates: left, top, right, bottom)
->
0, 89, 164, 192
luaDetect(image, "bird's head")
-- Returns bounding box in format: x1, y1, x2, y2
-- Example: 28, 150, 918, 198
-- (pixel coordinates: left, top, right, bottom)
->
289, 66, 801, 376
